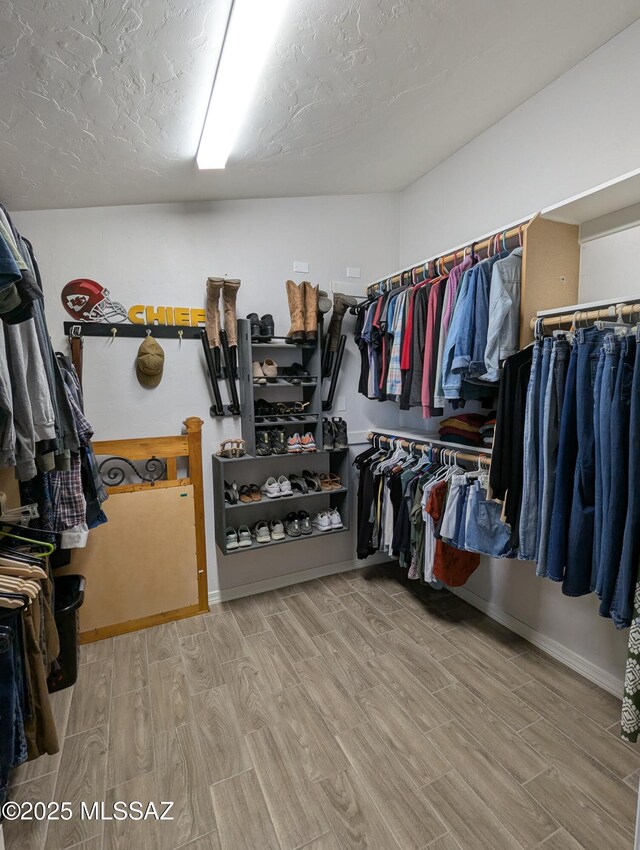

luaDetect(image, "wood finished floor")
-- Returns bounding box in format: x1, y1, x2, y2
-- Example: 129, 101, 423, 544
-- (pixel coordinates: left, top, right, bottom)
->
6, 565, 639, 850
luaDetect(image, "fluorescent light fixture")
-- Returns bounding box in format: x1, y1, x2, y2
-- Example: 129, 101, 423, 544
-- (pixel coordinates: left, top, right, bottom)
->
197, 0, 290, 169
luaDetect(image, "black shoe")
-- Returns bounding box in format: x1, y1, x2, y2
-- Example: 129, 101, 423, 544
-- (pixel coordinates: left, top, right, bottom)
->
332, 417, 348, 450
247, 313, 261, 339
284, 362, 312, 385
284, 512, 301, 537
298, 510, 312, 534
322, 417, 335, 451
260, 314, 274, 341
269, 427, 287, 455
256, 430, 272, 456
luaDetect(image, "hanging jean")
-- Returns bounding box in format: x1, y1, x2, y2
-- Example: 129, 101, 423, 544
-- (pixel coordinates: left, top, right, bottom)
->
594, 334, 620, 599
519, 341, 543, 560
612, 327, 640, 628
598, 333, 636, 619
546, 340, 578, 582
535, 337, 553, 561
564, 328, 606, 596
537, 337, 571, 576
464, 480, 512, 557
440, 475, 466, 544
0, 616, 27, 805
453, 483, 471, 550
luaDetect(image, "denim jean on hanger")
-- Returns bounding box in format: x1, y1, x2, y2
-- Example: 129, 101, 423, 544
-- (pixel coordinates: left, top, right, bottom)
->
611, 327, 640, 627
546, 340, 578, 582
440, 475, 466, 544
537, 337, 571, 577
0, 616, 27, 805
519, 341, 542, 561
535, 337, 553, 561
564, 327, 606, 596
464, 480, 512, 557
598, 333, 635, 619
594, 334, 620, 600
453, 483, 471, 550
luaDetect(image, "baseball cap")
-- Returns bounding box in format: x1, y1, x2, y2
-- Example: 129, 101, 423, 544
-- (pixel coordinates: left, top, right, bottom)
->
136, 336, 165, 388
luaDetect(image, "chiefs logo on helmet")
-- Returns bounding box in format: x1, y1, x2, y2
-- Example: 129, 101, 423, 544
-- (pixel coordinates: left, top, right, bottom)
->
61, 279, 128, 323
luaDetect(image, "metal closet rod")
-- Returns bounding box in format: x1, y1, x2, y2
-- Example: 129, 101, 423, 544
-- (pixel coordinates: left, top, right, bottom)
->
366, 222, 528, 296
367, 432, 491, 466
529, 301, 640, 330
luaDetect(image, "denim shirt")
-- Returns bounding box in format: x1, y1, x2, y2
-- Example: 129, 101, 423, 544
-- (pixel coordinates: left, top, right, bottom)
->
482, 247, 523, 382
441, 268, 474, 399
469, 251, 509, 376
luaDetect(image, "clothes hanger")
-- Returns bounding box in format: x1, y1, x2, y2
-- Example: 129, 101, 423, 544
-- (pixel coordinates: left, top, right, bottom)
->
595, 303, 632, 333
0, 556, 47, 579
0, 527, 55, 557
0, 591, 29, 610
0, 576, 39, 600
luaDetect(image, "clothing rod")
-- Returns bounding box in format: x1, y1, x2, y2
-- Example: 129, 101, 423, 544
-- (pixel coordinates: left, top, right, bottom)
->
528, 301, 640, 330
366, 216, 531, 295
367, 432, 491, 465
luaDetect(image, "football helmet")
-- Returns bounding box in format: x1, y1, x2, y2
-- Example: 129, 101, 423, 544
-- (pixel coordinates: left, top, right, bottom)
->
61, 279, 128, 323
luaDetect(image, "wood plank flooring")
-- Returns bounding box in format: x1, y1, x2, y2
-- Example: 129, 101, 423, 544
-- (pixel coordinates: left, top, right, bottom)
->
5, 565, 639, 850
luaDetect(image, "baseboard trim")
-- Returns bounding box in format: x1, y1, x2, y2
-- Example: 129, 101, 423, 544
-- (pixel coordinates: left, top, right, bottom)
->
208, 552, 390, 605
451, 586, 623, 696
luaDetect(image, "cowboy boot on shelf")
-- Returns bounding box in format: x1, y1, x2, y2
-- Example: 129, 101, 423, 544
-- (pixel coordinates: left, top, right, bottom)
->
303, 281, 319, 341
327, 292, 357, 351
205, 277, 224, 348
222, 278, 241, 347
285, 280, 305, 343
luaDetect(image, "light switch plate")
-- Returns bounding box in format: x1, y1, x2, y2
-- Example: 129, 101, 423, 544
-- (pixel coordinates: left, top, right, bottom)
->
336, 395, 346, 411
347, 267, 361, 279
293, 261, 309, 273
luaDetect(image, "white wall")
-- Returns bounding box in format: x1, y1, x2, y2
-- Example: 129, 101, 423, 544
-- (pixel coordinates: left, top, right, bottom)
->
14, 194, 400, 596
388, 22, 640, 692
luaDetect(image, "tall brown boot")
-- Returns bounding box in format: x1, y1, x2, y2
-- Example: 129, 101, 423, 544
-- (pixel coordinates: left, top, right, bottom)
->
205, 277, 224, 348
222, 278, 241, 346
327, 293, 357, 351
285, 280, 305, 342
302, 281, 319, 341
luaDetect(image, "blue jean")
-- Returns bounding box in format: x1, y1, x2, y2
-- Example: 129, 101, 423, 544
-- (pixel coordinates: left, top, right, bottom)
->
546, 341, 578, 582
537, 337, 571, 576
464, 480, 512, 557
0, 616, 27, 805
564, 328, 606, 596
612, 327, 640, 627
598, 333, 635, 619
454, 484, 471, 550
535, 337, 553, 561
519, 341, 542, 560
594, 334, 620, 599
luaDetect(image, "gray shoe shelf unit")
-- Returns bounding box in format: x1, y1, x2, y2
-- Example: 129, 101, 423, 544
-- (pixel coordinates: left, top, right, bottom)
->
212, 319, 350, 555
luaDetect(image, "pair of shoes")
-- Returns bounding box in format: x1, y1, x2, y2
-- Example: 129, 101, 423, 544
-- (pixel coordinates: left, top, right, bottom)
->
217, 438, 247, 458
322, 417, 348, 451
238, 484, 261, 503
226, 525, 252, 550
285, 510, 312, 537
319, 473, 342, 490
247, 313, 275, 341
224, 480, 239, 504
254, 400, 312, 421
206, 278, 241, 350
252, 519, 285, 542
287, 432, 316, 453
283, 363, 313, 384
312, 509, 343, 532
262, 476, 293, 498
256, 428, 287, 456
285, 281, 319, 343
252, 359, 278, 384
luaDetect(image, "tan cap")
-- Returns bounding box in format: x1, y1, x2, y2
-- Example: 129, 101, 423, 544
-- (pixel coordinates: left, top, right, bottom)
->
136, 336, 165, 388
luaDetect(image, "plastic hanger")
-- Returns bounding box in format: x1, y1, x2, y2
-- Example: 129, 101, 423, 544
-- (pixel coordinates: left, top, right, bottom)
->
0, 528, 54, 557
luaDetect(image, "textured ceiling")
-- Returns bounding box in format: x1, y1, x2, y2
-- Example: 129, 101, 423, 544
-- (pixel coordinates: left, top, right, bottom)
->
1, 0, 639, 211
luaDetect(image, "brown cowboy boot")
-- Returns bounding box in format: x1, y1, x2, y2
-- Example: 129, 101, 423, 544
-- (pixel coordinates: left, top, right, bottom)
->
302, 281, 319, 341
205, 278, 224, 348
222, 278, 241, 346
327, 292, 357, 351
285, 280, 305, 342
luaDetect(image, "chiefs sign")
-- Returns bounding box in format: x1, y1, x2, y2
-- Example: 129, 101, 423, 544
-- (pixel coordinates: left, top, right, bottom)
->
61, 279, 206, 327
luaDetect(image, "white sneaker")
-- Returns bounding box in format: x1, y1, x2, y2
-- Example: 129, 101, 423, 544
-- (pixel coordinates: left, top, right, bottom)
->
261, 476, 281, 498
328, 508, 343, 529
277, 475, 293, 496
312, 511, 331, 532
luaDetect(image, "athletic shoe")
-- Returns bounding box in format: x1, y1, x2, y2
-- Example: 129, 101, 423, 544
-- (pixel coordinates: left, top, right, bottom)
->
312, 511, 331, 532
328, 508, 343, 529
261, 476, 281, 499
268, 519, 285, 541
237, 525, 252, 547
256, 430, 272, 456
225, 528, 239, 550
284, 512, 301, 537
298, 510, 312, 535
277, 475, 293, 497
287, 433, 302, 453
301, 432, 317, 452
253, 521, 271, 544
269, 427, 287, 455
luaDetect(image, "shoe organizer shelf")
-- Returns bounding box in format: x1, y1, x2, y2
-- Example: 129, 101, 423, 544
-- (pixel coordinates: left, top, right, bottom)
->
211, 319, 350, 556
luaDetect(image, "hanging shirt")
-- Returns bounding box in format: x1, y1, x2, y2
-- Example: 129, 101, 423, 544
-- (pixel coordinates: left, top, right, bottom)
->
386, 291, 407, 397
482, 247, 523, 381
441, 268, 474, 400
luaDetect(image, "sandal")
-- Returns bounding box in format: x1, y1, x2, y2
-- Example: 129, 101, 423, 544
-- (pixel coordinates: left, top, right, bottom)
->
217, 439, 246, 459
319, 473, 334, 491
255, 399, 278, 422
289, 474, 308, 494
224, 480, 239, 505
302, 470, 321, 492
327, 473, 342, 489
239, 485, 253, 503
249, 484, 262, 502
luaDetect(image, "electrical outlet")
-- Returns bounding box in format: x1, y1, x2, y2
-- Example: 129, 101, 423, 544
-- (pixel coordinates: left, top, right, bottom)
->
337, 395, 346, 411
347, 267, 361, 279
293, 261, 309, 274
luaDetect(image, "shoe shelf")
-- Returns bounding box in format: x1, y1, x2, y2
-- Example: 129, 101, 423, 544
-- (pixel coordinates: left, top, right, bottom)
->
225, 487, 348, 509
212, 319, 351, 557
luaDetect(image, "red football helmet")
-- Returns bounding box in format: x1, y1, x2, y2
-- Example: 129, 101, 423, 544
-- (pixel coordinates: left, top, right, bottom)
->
61, 279, 128, 323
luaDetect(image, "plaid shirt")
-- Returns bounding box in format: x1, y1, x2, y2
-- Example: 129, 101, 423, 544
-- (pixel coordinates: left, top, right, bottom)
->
386, 291, 407, 397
